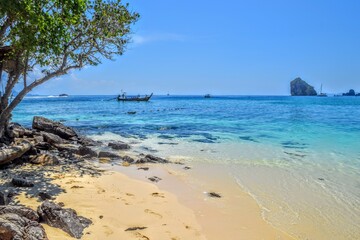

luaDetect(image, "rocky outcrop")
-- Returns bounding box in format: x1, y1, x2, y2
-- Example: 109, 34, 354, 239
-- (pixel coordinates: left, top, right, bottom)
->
7, 123, 33, 139
108, 141, 130, 150
40, 132, 67, 145
76, 146, 97, 158
37, 201, 92, 239
290, 78, 317, 96
98, 151, 120, 159
32, 116, 77, 140
78, 136, 100, 147
0, 205, 48, 240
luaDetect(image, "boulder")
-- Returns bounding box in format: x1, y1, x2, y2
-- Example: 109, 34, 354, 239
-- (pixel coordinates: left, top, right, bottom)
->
136, 154, 169, 164
32, 116, 77, 140
12, 178, 34, 187
0, 205, 48, 240
290, 78, 317, 96
98, 151, 120, 159
37, 200, 92, 239
7, 123, 32, 139
40, 132, 67, 145
0, 206, 39, 221
30, 154, 59, 166
108, 141, 130, 150
76, 146, 97, 157
77, 137, 100, 147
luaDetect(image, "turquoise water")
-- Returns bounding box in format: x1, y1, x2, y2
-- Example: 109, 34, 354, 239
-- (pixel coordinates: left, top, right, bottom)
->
13, 95, 360, 239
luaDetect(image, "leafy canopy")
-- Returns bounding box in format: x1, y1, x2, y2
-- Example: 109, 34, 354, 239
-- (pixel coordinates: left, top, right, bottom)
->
0, 0, 139, 70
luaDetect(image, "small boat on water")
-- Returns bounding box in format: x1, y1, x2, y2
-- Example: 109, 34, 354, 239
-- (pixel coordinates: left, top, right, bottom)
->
117, 93, 153, 102
317, 84, 327, 97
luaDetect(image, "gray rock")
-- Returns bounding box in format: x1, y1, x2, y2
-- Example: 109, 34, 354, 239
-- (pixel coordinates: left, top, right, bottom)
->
148, 176, 162, 182
41, 131, 67, 145
37, 200, 92, 239
108, 142, 130, 150
208, 192, 221, 198
7, 123, 31, 139
12, 178, 34, 187
98, 151, 120, 159
123, 155, 135, 163
290, 78, 317, 96
136, 154, 169, 164
0, 206, 39, 221
0, 205, 48, 240
32, 116, 78, 140
78, 137, 100, 147
76, 146, 97, 157
0, 190, 13, 205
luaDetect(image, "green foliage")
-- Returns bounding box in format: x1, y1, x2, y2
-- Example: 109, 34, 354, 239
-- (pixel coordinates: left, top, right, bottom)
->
0, 0, 139, 68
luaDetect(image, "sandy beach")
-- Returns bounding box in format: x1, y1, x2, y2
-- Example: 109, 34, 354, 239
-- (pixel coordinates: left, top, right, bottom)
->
16, 162, 295, 240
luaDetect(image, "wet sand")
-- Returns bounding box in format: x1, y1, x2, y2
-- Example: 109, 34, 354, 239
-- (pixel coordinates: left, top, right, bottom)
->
115, 163, 295, 240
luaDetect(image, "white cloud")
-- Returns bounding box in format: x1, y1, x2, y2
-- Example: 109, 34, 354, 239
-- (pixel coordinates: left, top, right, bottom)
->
132, 33, 186, 45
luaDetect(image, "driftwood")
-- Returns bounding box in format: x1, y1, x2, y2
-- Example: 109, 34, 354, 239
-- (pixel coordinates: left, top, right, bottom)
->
0, 140, 32, 165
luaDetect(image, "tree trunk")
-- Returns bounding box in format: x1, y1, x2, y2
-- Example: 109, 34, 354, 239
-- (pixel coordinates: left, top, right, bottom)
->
0, 108, 11, 143
0, 139, 32, 165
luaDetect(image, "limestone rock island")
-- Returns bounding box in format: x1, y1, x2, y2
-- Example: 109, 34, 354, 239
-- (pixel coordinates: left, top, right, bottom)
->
290, 77, 317, 96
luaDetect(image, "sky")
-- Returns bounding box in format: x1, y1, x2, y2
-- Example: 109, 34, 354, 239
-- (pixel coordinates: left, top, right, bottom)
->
30, 0, 360, 95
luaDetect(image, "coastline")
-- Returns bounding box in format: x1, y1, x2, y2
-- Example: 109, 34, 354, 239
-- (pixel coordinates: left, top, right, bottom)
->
113, 162, 295, 240
3, 110, 359, 239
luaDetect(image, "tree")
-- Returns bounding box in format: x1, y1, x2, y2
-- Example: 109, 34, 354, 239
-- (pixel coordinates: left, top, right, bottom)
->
0, 0, 139, 140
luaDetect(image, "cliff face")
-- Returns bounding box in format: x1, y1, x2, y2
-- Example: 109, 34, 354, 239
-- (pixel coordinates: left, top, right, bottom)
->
290, 78, 317, 96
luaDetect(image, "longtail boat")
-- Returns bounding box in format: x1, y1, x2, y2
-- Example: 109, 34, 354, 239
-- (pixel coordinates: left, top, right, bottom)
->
117, 93, 153, 102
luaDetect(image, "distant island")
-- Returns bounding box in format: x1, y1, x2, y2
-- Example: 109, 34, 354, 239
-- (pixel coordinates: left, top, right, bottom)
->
290, 78, 317, 96
342, 89, 360, 96
290, 78, 360, 97
59, 94, 69, 97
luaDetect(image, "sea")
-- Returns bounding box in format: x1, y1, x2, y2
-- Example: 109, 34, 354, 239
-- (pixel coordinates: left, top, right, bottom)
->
13, 95, 360, 239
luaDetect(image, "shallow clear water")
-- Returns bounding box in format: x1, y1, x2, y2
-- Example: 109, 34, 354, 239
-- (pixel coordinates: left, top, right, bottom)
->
13, 95, 360, 239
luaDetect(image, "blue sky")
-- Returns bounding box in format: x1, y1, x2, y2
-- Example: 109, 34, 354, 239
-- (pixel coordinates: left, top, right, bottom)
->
32, 0, 360, 95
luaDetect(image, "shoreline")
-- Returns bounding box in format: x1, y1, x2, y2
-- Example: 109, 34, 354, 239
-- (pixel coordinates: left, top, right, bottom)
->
4, 116, 358, 239
112, 162, 296, 240
17, 162, 294, 240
